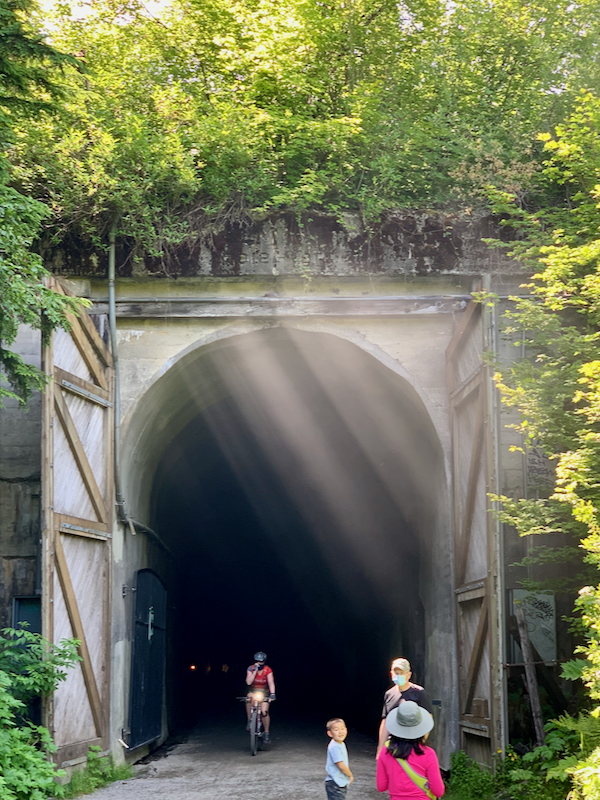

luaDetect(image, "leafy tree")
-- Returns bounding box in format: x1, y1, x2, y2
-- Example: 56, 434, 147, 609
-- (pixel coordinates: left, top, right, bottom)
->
489, 90, 600, 799
11, 0, 600, 269
0, 0, 78, 128
0, 0, 85, 406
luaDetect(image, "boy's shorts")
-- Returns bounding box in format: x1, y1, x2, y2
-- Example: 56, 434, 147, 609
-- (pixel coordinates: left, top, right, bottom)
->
325, 779, 347, 799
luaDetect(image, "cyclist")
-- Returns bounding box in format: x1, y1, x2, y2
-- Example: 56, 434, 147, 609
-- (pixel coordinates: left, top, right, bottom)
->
245, 650, 276, 744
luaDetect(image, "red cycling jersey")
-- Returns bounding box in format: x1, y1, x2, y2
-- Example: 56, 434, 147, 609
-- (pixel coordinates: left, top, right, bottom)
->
249, 665, 273, 690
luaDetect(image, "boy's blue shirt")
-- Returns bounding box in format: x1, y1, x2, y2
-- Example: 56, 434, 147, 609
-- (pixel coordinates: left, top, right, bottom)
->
326, 740, 350, 787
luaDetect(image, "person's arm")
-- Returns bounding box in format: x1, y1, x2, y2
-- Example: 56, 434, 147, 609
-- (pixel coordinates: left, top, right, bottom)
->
425, 749, 446, 798
267, 671, 275, 695
245, 664, 258, 686
335, 761, 353, 784
375, 751, 389, 792
416, 688, 434, 715
376, 718, 388, 759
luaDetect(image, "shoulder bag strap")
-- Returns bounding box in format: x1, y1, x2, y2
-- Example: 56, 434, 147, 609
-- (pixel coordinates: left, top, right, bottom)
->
395, 758, 435, 800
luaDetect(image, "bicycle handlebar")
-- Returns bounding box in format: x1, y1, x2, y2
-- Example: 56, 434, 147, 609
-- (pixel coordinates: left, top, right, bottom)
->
236, 695, 274, 701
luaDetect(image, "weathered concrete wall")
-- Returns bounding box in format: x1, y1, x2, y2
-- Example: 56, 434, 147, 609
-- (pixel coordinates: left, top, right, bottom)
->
47, 211, 519, 279
78, 273, 465, 766
0, 327, 41, 628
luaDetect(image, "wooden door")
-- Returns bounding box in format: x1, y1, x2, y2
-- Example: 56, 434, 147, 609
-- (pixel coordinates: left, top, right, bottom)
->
446, 300, 498, 765
41, 278, 114, 765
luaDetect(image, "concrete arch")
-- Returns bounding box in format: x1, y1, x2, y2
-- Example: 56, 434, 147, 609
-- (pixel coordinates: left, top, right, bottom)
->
115, 321, 458, 763
120, 319, 451, 523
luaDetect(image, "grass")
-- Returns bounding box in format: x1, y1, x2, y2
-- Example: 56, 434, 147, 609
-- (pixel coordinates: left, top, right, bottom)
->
61, 747, 133, 798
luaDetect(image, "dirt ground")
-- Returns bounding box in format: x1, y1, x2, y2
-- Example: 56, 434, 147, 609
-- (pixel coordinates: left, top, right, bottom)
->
90, 718, 382, 800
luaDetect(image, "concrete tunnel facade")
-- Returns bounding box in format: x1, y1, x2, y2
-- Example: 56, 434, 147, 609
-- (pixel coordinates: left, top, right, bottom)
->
109, 311, 460, 765
3, 212, 539, 770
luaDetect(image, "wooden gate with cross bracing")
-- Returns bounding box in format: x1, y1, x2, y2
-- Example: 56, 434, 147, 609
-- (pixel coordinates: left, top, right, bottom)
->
41, 278, 114, 766
446, 299, 501, 766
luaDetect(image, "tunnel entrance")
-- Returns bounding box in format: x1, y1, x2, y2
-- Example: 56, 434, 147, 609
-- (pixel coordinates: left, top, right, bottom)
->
127, 328, 449, 739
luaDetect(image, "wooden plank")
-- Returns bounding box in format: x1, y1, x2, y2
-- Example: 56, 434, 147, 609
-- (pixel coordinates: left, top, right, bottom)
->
508, 619, 568, 712
57, 514, 110, 541
56, 514, 108, 534
75, 308, 113, 370
46, 276, 64, 295
56, 738, 103, 768
459, 720, 490, 738
54, 390, 107, 523
446, 299, 481, 364
456, 578, 487, 603
55, 367, 110, 406
49, 276, 113, 369
41, 332, 56, 737
515, 605, 546, 746
64, 313, 108, 390
54, 533, 104, 738
450, 366, 483, 406
463, 595, 489, 715
457, 392, 485, 586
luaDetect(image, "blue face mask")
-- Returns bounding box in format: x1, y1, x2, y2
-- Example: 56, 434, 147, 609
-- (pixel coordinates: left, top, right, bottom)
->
392, 674, 407, 687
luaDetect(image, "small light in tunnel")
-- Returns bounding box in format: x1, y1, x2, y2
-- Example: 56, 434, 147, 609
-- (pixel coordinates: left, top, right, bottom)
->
189, 664, 197, 671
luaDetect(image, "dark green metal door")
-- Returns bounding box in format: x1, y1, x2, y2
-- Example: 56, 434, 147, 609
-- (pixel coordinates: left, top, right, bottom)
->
128, 569, 167, 750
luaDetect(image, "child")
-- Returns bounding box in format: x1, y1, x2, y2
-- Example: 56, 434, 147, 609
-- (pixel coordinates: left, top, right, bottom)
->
325, 718, 354, 799
376, 701, 445, 799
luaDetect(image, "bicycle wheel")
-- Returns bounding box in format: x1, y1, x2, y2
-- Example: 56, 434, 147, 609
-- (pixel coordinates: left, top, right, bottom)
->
250, 709, 258, 756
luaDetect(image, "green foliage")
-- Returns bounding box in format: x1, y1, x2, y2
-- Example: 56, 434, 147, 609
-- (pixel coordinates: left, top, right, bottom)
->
446, 750, 496, 800
62, 746, 132, 798
561, 660, 590, 682
9, 0, 600, 264
0, 625, 81, 705
0, 0, 88, 406
446, 731, 580, 800
0, 182, 86, 405
488, 89, 600, 799
0, 626, 81, 800
493, 495, 596, 594
0, 0, 81, 131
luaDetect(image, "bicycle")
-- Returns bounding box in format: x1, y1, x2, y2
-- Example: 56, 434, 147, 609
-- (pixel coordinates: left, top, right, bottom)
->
238, 691, 273, 756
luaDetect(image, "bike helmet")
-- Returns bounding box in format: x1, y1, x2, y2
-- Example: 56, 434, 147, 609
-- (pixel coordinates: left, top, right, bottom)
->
254, 651, 267, 663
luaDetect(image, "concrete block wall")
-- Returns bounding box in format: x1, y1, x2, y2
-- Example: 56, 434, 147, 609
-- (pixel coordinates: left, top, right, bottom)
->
0, 327, 42, 628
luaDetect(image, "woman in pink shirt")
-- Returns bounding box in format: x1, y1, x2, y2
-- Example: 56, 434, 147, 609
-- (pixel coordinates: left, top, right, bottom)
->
376, 700, 445, 800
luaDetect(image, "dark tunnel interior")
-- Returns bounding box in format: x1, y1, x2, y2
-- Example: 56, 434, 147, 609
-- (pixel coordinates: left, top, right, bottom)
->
147, 329, 443, 735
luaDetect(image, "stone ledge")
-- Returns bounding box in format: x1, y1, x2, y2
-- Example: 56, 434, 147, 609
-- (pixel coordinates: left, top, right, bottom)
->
92, 294, 471, 318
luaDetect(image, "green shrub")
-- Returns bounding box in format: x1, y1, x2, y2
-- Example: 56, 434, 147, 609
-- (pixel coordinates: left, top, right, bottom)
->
446, 744, 570, 800
446, 750, 496, 800
0, 626, 80, 800
62, 747, 132, 798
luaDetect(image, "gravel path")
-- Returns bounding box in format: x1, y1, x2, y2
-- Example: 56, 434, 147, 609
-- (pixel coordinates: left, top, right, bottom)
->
91, 718, 381, 800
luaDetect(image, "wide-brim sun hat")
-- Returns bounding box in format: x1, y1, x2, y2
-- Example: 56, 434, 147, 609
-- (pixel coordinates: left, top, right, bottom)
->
385, 700, 434, 740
